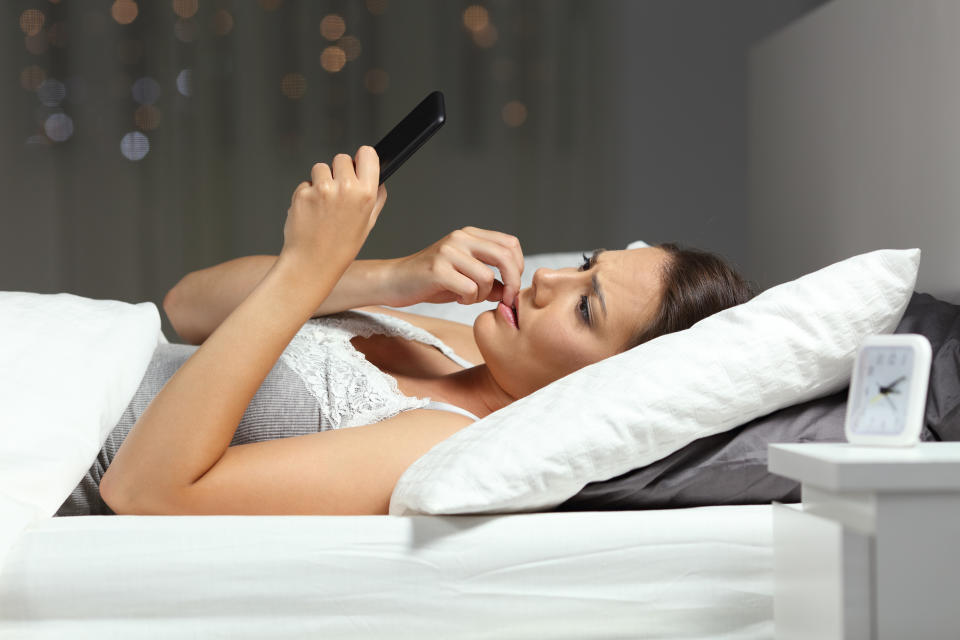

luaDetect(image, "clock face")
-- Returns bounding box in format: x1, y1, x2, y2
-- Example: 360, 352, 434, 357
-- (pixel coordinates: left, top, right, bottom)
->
850, 346, 914, 435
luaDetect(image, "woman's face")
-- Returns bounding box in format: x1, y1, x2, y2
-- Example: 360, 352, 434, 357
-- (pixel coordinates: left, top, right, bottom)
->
474, 247, 669, 398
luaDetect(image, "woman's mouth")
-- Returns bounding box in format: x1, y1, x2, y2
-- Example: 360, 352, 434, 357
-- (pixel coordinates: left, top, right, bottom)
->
497, 301, 518, 329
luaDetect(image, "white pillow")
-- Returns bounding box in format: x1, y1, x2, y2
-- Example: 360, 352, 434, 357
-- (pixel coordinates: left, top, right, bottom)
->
0, 292, 161, 566
389, 248, 920, 515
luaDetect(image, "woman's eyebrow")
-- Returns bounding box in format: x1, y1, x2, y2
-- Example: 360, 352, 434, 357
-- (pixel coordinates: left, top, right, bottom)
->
588, 249, 607, 318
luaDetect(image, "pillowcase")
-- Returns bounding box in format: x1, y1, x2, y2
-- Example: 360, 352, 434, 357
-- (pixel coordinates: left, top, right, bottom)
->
389, 248, 920, 516
553, 291, 960, 511
0, 292, 161, 566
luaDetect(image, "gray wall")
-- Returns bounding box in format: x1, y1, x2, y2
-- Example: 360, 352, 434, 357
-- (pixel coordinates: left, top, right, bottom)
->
1, 1, 824, 340
749, 0, 960, 302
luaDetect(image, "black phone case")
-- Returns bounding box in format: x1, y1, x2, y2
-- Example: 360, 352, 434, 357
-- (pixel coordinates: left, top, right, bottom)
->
374, 91, 446, 184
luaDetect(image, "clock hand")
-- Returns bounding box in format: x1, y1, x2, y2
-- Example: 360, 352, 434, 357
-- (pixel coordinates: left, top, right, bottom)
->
880, 376, 906, 394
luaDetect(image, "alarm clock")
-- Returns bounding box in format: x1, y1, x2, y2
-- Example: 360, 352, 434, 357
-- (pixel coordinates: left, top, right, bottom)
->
844, 333, 932, 446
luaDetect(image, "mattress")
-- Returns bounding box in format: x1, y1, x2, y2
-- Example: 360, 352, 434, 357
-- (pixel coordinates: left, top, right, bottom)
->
0, 505, 773, 639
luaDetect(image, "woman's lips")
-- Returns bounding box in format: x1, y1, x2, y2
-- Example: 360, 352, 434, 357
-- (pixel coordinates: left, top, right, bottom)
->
497, 302, 518, 329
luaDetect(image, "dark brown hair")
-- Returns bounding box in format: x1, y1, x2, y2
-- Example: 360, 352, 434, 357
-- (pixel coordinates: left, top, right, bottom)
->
626, 242, 759, 350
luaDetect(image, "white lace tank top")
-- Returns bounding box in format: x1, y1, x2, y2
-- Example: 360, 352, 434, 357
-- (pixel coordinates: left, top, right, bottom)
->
280, 310, 480, 428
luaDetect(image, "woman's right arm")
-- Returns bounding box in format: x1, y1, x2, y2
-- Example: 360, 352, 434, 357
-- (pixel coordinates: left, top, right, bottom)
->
164, 256, 396, 344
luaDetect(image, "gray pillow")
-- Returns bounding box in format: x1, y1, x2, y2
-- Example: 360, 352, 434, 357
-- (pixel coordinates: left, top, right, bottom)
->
553, 291, 960, 511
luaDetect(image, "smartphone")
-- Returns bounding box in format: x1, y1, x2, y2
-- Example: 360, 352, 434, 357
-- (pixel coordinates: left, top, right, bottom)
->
373, 91, 446, 184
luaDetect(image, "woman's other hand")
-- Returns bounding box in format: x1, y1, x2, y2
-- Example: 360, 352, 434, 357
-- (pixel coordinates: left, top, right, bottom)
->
281, 146, 388, 274
389, 227, 524, 308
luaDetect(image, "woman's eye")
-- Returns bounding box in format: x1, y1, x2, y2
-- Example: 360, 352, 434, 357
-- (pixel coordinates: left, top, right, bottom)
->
579, 254, 591, 272
578, 295, 591, 326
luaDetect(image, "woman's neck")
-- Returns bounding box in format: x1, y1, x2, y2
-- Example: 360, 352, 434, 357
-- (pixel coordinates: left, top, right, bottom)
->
397, 365, 515, 419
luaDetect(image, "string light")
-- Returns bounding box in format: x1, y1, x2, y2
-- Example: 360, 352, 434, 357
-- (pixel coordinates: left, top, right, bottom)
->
19, 9, 45, 36
25, 32, 49, 55
212, 10, 234, 36
172, 0, 198, 19
44, 113, 73, 142
111, 0, 138, 25
462, 6, 488, 32
176, 69, 192, 96
47, 22, 68, 47
321, 15, 346, 41
472, 23, 497, 48
502, 101, 527, 127
365, 0, 388, 15
37, 78, 66, 107
20, 66, 47, 91
320, 46, 347, 73
120, 131, 150, 161
280, 72, 306, 99
339, 35, 361, 61
132, 77, 161, 105
134, 104, 161, 130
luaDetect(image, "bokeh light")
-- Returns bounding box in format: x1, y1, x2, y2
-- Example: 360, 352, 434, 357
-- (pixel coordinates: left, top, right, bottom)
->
258, 0, 282, 10
25, 33, 49, 55
172, 0, 199, 19
47, 21, 68, 47
320, 46, 347, 73
111, 0, 138, 25
321, 14, 346, 41
132, 77, 161, 104
364, 69, 388, 94
339, 35, 361, 61
176, 69, 193, 96
365, 0, 388, 15
20, 66, 47, 91
280, 72, 306, 99
472, 23, 498, 48
212, 10, 234, 36
134, 104, 161, 130
37, 78, 66, 107
463, 5, 489, 32
502, 100, 527, 127
44, 113, 73, 142
120, 132, 150, 161
174, 18, 199, 42
20, 9, 45, 36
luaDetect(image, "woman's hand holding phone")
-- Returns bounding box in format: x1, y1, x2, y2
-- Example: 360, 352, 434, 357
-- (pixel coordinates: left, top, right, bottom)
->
387, 227, 524, 309
280, 146, 388, 284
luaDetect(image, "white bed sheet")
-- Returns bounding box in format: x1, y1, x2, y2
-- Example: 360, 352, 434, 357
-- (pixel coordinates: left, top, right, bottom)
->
0, 505, 773, 639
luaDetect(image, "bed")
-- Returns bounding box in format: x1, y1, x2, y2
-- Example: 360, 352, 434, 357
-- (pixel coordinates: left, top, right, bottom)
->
1, 243, 956, 640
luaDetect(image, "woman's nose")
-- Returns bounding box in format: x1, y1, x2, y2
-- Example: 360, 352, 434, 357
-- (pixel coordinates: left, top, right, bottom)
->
531, 267, 569, 305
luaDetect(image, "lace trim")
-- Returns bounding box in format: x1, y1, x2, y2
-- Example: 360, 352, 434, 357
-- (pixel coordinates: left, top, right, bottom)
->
279, 310, 473, 429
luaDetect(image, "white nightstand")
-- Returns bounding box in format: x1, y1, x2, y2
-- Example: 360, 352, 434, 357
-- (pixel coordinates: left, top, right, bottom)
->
768, 442, 960, 640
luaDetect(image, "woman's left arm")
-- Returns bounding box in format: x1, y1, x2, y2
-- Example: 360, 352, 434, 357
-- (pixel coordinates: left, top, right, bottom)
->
100, 147, 386, 512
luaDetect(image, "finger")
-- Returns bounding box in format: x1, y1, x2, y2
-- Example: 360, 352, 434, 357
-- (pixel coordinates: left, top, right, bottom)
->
331, 153, 356, 182
462, 226, 525, 275
292, 180, 312, 204
459, 238, 521, 307
485, 279, 505, 303
366, 184, 388, 232
439, 265, 482, 305
354, 145, 380, 189
444, 246, 498, 303
310, 162, 332, 186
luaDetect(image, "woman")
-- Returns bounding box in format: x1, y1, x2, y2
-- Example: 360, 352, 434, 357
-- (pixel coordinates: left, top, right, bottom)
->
63, 146, 754, 517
